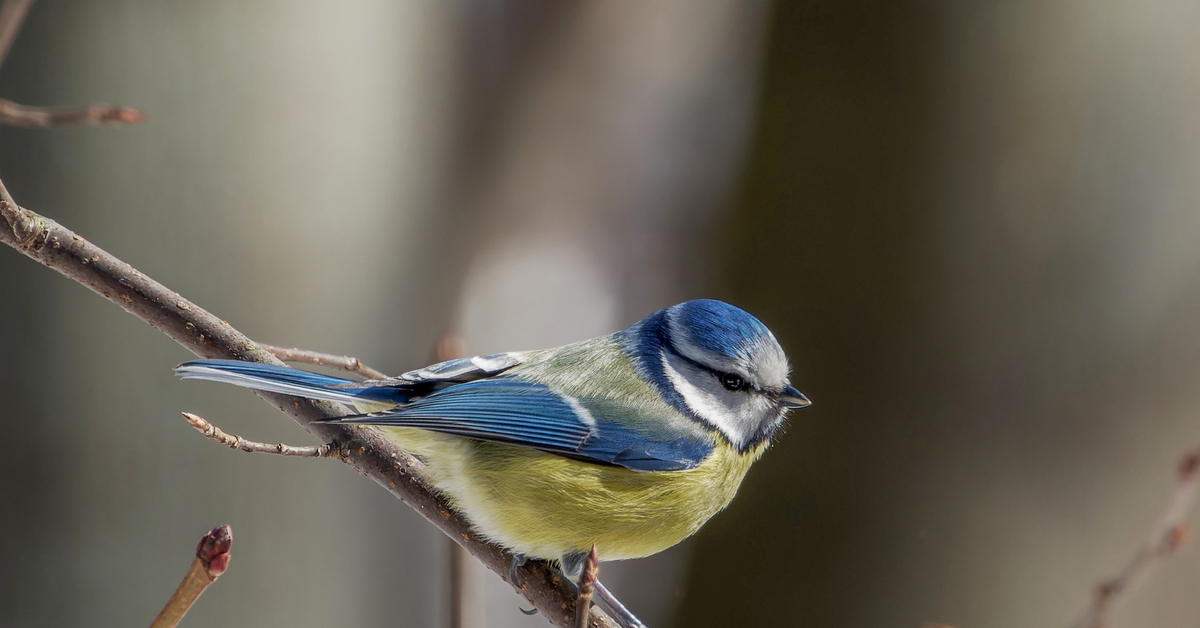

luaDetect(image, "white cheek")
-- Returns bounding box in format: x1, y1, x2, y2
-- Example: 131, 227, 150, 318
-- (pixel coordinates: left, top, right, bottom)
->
660, 353, 759, 448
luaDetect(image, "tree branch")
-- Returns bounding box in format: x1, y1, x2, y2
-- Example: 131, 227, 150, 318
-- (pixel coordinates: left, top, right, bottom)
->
0, 1, 148, 128
258, 343, 388, 380
182, 412, 336, 458
0, 98, 147, 127
0, 178, 618, 628
1074, 449, 1200, 628
0, 0, 33, 72
149, 525, 233, 628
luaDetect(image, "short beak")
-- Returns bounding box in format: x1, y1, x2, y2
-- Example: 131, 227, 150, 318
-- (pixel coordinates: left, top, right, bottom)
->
780, 385, 811, 409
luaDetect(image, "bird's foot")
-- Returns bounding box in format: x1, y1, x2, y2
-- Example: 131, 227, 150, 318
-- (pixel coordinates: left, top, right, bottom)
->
508, 554, 539, 616
560, 549, 647, 628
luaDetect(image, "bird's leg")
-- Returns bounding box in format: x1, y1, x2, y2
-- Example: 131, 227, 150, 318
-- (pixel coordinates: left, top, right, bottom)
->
560, 550, 588, 582
594, 581, 647, 628
508, 554, 539, 616
560, 550, 647, 628
573, 545, 599, 628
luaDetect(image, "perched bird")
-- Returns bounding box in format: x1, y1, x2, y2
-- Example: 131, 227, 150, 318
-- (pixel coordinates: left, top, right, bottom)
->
176, 299, 809, 624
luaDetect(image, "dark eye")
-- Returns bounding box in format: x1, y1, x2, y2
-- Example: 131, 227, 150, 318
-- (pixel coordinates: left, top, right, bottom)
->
719, 373, 745, 392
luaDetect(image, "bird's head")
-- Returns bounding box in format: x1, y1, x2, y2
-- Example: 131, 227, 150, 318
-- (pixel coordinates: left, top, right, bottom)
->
627, 299, 810, 451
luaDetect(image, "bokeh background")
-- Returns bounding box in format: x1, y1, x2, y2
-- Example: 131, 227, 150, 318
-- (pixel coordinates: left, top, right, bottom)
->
3, 1, 1200, 627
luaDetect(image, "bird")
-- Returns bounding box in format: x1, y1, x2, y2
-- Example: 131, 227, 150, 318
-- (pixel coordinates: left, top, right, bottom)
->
176, 299, 809, 625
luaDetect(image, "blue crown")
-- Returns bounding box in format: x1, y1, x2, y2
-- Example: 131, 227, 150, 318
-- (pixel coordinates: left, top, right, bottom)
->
668, 299, 773, 359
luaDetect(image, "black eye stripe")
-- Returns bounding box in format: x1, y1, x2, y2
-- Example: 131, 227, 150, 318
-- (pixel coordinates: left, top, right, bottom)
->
661, 339, 757, 393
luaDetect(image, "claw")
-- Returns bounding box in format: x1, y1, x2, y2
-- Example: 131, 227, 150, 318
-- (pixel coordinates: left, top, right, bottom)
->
509, 554, 526, 586
508, 554, 539, 616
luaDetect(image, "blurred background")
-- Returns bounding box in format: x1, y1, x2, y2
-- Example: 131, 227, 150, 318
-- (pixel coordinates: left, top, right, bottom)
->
2, 1, 1200, 626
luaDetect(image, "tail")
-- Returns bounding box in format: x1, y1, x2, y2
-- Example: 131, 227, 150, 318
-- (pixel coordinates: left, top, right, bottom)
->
175, 359, 405, 406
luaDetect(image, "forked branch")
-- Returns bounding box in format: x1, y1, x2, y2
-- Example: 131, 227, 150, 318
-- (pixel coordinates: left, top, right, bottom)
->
0, 179, 619, 628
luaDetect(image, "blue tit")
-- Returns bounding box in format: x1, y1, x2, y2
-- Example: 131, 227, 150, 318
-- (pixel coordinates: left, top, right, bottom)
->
176, 299, 809, 589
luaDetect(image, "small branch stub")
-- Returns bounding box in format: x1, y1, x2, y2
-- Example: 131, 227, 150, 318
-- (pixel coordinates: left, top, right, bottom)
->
183, 412, 335, 458
0, 98, 147, 127
149, 526, 233, 628
260, 343, 388, 380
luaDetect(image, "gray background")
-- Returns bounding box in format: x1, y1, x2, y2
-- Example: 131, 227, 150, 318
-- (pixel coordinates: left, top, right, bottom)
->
3, 1, 1200, 627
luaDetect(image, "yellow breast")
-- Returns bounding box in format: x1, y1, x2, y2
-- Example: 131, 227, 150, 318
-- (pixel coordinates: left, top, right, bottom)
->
380, 426, 766, 561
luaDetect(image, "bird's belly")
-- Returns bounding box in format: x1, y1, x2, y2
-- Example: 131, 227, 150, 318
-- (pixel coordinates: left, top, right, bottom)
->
380, 427, 764, 561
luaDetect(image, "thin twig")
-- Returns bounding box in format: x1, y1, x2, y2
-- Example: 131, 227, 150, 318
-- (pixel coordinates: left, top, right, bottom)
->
1075, 449, 1200, 628
575, 545, 599, 628
0, 0, 32, 72
0, 179, 619, 628
182, 412, 335, 458
259, 342, 388, 380
149, 525, 232, 628
0, 98, 146, 127
0, 2, 148, 128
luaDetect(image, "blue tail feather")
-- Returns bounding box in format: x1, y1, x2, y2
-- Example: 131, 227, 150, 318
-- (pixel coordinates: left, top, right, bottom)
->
175, 359, 406, 405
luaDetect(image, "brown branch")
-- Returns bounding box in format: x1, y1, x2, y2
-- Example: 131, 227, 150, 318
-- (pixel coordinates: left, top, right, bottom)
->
1075, 449, 1200, 628
0, 2, 147, 128
259, 343, 388, 380
0, 179, 619, 628
0, 0, 33, 72
0, 98, 147, 127
149, 525, 233, 628
182, 412, 335, 458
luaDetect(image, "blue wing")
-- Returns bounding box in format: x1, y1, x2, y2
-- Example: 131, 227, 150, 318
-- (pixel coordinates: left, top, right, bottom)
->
332, 379, 713, 472
177, 358, 712, 471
